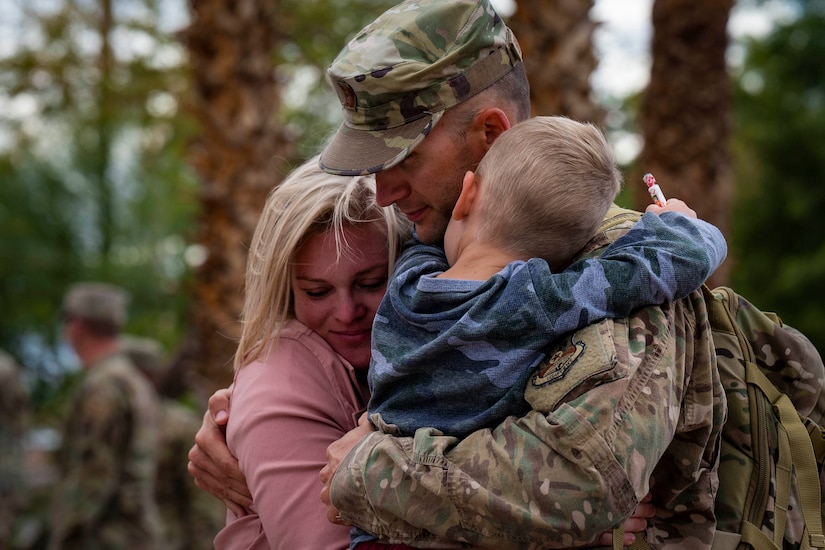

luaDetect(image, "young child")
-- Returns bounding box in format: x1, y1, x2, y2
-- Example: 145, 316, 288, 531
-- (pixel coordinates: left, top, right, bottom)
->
366, 116, 727, 440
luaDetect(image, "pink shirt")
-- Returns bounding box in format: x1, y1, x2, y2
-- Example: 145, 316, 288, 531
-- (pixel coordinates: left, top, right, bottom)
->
214, 320, 370, 550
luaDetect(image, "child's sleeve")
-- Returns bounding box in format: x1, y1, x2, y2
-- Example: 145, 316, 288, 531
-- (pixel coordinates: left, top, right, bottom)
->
527, 211, 726, 327
584, 210, 726, 305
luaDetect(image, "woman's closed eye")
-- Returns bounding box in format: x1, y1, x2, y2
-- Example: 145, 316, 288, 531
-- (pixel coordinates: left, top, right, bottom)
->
301, 286, 332, 299
358, 278, 388, 291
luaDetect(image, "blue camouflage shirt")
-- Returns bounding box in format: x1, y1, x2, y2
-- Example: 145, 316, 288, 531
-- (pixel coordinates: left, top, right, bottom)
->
368, 211, 726, 439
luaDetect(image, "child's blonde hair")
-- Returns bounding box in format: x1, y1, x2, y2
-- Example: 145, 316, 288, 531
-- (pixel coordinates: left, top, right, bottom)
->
234, 156, 411, 371
475, 116, 622, 270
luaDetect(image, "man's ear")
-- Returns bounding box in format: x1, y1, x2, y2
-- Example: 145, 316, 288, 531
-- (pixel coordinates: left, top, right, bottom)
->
453, 170, 480, 221
471, 108, 512, 152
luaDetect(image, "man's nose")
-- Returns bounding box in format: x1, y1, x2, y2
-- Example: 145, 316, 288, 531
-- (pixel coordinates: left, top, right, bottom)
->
375, 169, 409, 207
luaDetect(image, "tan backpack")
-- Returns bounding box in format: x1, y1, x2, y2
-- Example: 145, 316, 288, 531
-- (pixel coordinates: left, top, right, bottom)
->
603, 208, 825, 550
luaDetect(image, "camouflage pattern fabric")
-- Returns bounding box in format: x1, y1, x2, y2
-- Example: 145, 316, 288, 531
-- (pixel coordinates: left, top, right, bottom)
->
320, 0, 522, 176
154, 399, 226, 550
48, 351, 162, 550
118, 334, 225, 549
0, 351, 29, 548
62, 282, 129, 328
368, 211, 726, 440
328, 205, 726, 549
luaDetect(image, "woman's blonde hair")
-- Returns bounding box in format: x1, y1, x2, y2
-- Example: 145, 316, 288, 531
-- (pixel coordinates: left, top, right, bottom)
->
234, 156, 411, 371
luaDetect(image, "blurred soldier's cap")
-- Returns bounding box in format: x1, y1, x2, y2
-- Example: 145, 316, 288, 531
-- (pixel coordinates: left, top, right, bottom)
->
62, 282, 130, 329
320, 0, 522, 176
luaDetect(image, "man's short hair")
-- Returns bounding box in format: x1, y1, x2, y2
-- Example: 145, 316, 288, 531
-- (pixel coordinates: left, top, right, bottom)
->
320, 0, 523, 176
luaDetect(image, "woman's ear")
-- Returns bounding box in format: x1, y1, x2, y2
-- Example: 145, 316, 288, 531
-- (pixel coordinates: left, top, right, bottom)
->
453, 170, 480, 221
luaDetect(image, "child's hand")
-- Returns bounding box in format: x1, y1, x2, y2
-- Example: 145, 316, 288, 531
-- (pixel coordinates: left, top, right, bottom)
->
646, 198, 697, 219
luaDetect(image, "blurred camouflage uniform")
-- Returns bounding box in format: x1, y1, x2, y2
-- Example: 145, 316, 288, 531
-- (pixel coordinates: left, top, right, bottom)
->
0, 350, 30, 549
120, 335, 225, 550
49, 283, 162, 550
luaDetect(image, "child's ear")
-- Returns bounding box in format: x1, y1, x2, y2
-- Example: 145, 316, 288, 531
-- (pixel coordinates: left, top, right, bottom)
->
453, 171, 480, 221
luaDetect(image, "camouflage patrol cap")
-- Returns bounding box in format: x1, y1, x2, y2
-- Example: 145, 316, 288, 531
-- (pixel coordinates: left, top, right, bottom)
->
320, 0, 523, 176
62, 282, 130, 329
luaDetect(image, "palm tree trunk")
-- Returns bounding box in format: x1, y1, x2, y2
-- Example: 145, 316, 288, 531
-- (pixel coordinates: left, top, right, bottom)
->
509, 0, 604, 124
173, 0, 294, 398
637, 0, 734, 286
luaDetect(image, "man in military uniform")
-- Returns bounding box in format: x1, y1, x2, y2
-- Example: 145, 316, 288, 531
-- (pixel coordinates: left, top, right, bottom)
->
190, 1, 727, 548
120, 335, 225, 550
313, 1, 725, 547
49, 283, 162, 550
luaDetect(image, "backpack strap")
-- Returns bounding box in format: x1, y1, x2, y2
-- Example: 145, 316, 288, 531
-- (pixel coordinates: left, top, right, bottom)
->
612, 527, 624, 550
746, 363, 825, 550
618, 366, 825, 550
805, 418, 825, 463
611, 527, 651, 550
709, 286, 825, 550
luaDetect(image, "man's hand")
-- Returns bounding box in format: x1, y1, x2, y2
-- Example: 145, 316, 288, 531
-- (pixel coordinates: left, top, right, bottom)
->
319, 413, 376, 524
590, 492, 654, 547
187, 387, 252, 517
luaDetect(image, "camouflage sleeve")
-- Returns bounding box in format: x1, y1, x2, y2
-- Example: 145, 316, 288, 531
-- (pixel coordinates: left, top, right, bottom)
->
329, 291, 724, 549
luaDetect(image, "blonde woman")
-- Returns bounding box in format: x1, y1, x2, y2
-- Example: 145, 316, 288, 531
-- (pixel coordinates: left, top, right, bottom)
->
212, 157, 410, 549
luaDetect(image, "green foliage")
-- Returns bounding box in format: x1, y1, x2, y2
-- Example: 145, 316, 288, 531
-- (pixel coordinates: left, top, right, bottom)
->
0, 0, 400, 394
730, 1, 825, 353
0, 0, 198, 384
276, 0, 397, 157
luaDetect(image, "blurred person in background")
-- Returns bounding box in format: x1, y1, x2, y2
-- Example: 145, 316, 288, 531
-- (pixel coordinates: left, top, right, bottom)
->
49, 283, 161, 549
120, 334, 225, 550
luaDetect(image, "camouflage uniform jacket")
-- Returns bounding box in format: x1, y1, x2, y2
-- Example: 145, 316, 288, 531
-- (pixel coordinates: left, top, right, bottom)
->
48, 350, 162, 550
329, 206, 727, 549
154, 398, 225, 550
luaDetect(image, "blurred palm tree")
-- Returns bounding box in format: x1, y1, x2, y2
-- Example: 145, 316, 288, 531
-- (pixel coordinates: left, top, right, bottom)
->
636, 0, 735, 286
510, 0, 605, 124
175, 0, 396, 396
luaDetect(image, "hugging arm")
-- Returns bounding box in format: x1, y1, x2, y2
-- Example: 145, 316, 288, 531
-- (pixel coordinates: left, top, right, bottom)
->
520, 208, 726, 342
561, 209, 726, 307
216, 343, 359, 549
